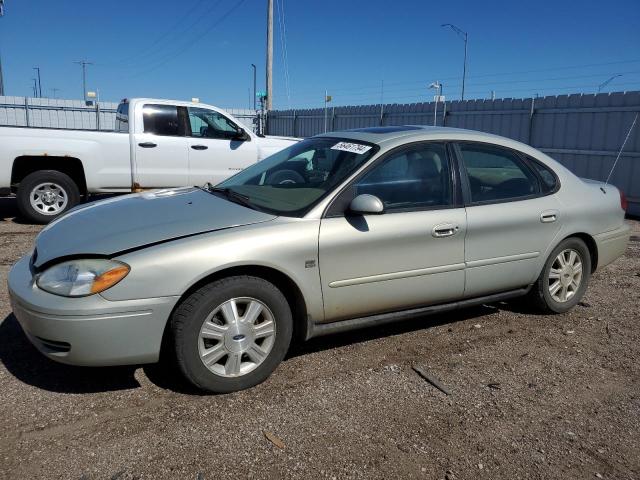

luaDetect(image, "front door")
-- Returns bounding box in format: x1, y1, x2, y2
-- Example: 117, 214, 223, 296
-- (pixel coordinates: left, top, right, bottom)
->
455, 142, 563, 298
319, 142, 466, 322
186, 107, 259, 186
133, 103, 189, 188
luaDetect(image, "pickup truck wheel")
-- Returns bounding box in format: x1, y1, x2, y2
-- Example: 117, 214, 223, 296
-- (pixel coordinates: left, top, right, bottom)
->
171, 276, 293, 393
266, 169, 305, 185
16, 170, 80, 224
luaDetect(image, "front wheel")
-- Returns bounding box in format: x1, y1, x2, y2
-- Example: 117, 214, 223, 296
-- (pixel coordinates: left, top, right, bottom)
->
171, 276, 293, 393
528, 237, 591, 313
16, 170, 80, 224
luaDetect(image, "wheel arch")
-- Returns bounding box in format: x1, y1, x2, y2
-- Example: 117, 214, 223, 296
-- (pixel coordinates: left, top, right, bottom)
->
11, 156, 87, 194
560, 232, 598, 273
160, 265, 310, 357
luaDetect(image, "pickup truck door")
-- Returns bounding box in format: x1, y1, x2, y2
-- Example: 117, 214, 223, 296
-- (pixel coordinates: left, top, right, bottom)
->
133, 104, 189, 188
186, 107, 259, 186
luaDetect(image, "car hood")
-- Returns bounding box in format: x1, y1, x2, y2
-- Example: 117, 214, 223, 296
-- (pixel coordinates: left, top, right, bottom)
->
33, 187, 276, 268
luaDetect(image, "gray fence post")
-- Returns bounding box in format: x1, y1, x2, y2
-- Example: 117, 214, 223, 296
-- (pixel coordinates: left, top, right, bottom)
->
96, 101, 101, 130
293, 110, 297, 137
527, 97, 536, 145
24, 96, 30, 127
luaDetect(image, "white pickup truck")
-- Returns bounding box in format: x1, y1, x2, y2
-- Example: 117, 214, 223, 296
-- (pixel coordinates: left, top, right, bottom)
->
0, 98, 298, 223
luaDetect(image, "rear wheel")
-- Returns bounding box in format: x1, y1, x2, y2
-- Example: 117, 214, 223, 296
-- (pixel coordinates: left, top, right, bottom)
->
528, 237, 591, 313
16, 170, 80, 224
171, 276, 293, 393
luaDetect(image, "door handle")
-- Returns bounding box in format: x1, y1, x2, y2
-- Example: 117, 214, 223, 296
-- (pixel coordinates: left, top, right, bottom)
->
540, 210, 558, 223
432, 223, 459, 238
191, 145, 208, 150
138, 142, 157, 148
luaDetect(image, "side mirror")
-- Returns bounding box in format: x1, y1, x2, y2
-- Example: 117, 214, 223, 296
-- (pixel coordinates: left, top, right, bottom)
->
349, 194, 384, 215
233, 128, 250, 142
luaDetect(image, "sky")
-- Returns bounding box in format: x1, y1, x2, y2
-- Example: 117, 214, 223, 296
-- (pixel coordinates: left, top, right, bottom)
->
0, 0, 639, 109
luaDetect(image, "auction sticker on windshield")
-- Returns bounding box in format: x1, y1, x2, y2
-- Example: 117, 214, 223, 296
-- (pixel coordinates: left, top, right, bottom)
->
331, 142, 372, 154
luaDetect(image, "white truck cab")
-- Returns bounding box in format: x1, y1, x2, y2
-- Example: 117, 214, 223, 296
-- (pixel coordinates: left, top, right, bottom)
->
0, 98, 298, 223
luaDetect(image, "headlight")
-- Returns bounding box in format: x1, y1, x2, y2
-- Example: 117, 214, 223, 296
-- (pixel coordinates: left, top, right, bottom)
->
36, 259, 130, 297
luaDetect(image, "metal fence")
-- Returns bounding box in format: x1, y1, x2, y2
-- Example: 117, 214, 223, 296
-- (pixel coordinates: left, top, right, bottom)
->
0, 96, 258, 132
266, 91, 640, 215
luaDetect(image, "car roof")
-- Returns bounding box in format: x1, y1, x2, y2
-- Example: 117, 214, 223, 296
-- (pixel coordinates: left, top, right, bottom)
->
315, 125, 511, 145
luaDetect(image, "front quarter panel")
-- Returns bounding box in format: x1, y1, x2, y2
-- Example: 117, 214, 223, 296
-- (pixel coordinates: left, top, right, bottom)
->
102, 217, 324, 323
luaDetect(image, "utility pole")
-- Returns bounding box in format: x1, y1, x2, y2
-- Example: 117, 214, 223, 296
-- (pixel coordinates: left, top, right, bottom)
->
251, 63, 257, 110
51, 87, 60, 99
442, 23, 468, 101
265, 0, 273, 110
33, 67, 42, 97
0, 0, 6, 96
74, 59, 93, 101
31, 78, 37, 97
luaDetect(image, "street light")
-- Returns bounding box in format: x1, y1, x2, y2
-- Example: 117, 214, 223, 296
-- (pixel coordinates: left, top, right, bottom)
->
597, 74, 623, 93
429, 81, 443, 126
251, 64, 257, 110
441, 23, 468, 101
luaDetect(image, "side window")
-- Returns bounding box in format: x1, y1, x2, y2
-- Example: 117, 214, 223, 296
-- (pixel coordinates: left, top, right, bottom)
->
115, 102, 129, 133
458, 143, 539, 203
188, 108, 239, 140
527, 157, 559, 194
142, 104, 181, 136
354, 143, 452, 211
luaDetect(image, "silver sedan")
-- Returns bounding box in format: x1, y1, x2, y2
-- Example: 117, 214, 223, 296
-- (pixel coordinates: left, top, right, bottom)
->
8, 126, 630, 393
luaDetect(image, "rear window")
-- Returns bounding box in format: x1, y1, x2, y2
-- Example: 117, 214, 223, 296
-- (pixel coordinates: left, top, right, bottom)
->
115, 102, 129, 133
143, 104, 181, 136
528, 157, 559, 193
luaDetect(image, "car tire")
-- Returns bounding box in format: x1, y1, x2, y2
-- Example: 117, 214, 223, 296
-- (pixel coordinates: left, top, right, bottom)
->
527, 237, 591, 314
266, 169, 305, 185
16, 170, 80, 224
171, 276, 293, 393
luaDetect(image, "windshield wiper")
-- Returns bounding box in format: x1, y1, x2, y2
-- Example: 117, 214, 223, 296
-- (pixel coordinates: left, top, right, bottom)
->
202, 184, 254, 208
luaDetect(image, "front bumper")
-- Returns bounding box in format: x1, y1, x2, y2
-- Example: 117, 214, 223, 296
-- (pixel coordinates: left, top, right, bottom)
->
594, 223, 632, 270
8, 254, 180, 366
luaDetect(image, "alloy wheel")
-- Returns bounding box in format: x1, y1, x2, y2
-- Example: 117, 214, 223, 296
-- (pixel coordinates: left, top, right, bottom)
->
548, 248, 583, 303
29, 182, 68, 215
197, 297, 276, 378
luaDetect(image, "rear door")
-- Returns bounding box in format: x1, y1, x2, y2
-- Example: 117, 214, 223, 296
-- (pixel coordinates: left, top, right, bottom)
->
319, 142, 466, 321
455, 142, 563, 298
186, 107, 258, 186
132, 103, 189, 188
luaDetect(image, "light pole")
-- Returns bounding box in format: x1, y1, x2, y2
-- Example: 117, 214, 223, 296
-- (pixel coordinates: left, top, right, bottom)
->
598, 74, 623, 93
251, 63, 257, 110
0, 0, 6, 96
74, 59, 93, 101
33, 67, 42, 97
442, 23, 468, 101
429, 81, 442, 126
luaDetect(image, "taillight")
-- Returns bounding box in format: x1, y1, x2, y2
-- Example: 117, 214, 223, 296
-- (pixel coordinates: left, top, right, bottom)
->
620, 190, 628, 211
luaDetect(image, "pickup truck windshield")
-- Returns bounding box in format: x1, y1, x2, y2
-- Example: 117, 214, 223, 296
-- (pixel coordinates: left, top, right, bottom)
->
216, 137, 378, 216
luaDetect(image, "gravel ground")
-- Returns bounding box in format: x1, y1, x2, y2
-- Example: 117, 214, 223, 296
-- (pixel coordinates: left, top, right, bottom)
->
0, 197, 639, 480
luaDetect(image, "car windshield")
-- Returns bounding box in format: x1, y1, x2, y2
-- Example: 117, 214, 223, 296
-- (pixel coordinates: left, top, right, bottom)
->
215, 137, 378, 216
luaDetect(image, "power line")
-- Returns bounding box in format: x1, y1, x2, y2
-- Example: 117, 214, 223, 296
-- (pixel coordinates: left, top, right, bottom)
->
275, 0, 291, 109
104, 0, 221, 68
284, 69, 640, 104
110, 0, 207, 66
285, 59, 640, 98
128, 0, 247, 77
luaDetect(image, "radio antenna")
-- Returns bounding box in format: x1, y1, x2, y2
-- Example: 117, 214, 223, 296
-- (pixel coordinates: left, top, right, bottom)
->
604, 113, 638, 188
